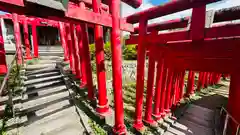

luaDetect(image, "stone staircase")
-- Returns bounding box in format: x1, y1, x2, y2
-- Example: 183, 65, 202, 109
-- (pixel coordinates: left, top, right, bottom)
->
163, 81, 229, 135
6, 57, 89, 135
38, 46, 64, 56
164, 104, 215, 135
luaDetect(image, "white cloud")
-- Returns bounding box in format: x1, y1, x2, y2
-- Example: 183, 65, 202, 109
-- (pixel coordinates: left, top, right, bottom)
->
121, 0, 154, 17
207, 0, 240, 10
121, 0, 240, 25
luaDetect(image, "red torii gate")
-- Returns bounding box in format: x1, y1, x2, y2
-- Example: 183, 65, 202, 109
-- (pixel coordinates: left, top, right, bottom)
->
0, 13, 60, 59
125, 1, 240, 134
0, 13, 92, 87
0, 0, 142, 134
1, 0, 240, 134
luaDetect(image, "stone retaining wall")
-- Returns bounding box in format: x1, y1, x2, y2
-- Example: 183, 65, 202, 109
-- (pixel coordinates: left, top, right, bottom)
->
100, 61, 149, 89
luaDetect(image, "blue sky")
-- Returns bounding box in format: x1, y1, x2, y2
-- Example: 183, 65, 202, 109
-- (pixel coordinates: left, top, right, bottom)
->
121, 0, 240, 24
150, 0, 169, 5
0, 11, 6, 15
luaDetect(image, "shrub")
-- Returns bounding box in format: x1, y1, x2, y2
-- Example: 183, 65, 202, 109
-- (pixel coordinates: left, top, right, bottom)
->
89, 42, 112, 61
89, 43, 95, 60
89, 42, 137, 61
123, 44, 137, 60
104, 42, 111, 60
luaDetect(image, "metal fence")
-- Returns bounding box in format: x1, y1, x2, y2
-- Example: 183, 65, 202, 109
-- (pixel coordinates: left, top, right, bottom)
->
221, 107, 240, 135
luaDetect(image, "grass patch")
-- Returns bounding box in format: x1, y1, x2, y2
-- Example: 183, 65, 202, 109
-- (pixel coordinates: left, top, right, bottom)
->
0, 104, 13, 135
26, 58, 39, 65
88, 119, 107, 135
8, 65, 23, 96
0, 63, 23, 134
210, 84, 224, 89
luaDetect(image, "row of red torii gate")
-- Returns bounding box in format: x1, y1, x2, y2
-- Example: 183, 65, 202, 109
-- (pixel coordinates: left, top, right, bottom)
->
0, 0, 240, 134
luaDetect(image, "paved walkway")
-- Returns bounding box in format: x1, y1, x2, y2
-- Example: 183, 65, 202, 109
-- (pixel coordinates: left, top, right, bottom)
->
164, 81, 229, 135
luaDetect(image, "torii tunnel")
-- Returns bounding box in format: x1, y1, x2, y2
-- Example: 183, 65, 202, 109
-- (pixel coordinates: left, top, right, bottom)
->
126, 1, 240, 134
0, 0, 240, 134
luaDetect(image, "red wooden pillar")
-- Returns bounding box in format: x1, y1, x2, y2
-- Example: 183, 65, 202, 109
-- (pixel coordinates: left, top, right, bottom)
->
169, 71, 177, 107
227, 71, 240, 134
169, 71, 177, 108
152, 57, 164, 120
144, 46, 157, 126
223, 74, 230, 80
202, 72, 207, 88
65, 24, 76, 74
32, 20, 39, 58
78, 2, 89, 87
197, 72, 203, 91
188, 5, 205, 94
12, 13, 23, 64
93, 0, 110, 116
165, 68, 174, 113
159, 66, 168, 117
204, 72, 209, 88
133, 18, 147, 131
186, 71, 195, 97
23, 17, 31, 60
214, 73, 219, 85
70, 24, 81, 78
0, 19, 7, 75
179, 71, 186, 100
215, 73, 219, 84
111, 0, 126, 133
216, 73, 221, 84
173, 72, 180, 105
81, 23, 95, 99
76, 24, 87, 86
79, 17, 94, 100
177, 72, 183, 102
209, 73, 213, 85
212, 73, 217, 85
59, 22, 69, 61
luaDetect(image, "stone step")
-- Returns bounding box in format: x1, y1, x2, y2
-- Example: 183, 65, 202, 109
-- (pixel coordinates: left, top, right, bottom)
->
25, 85, 67, 97
20, 90, 74, 113
186, 104, 214, 121
26, 79, 64, 91
164, 118, 213, 135
164, 105, 215, 135
39, 56, 64, 60
38, 52, 64, 57
177, 118, 213, 135
182, 111, 214, 128
23, 106, 84, 135
43, 123, 86, 135
36, 60, 60, 64
27, 71, 60, 80
26, 64, 57, 71
24, 75, 63, 86
33, 99, 73, 119
0, 96, 22, 107
26, 67, 59, 76
0, 104, 6, 116
0, 96, 9, 105
23, 85, 68, 102
164, 126, 187, 135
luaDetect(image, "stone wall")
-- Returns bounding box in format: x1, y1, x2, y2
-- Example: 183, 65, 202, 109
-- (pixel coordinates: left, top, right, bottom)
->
102, 61, 149, 89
